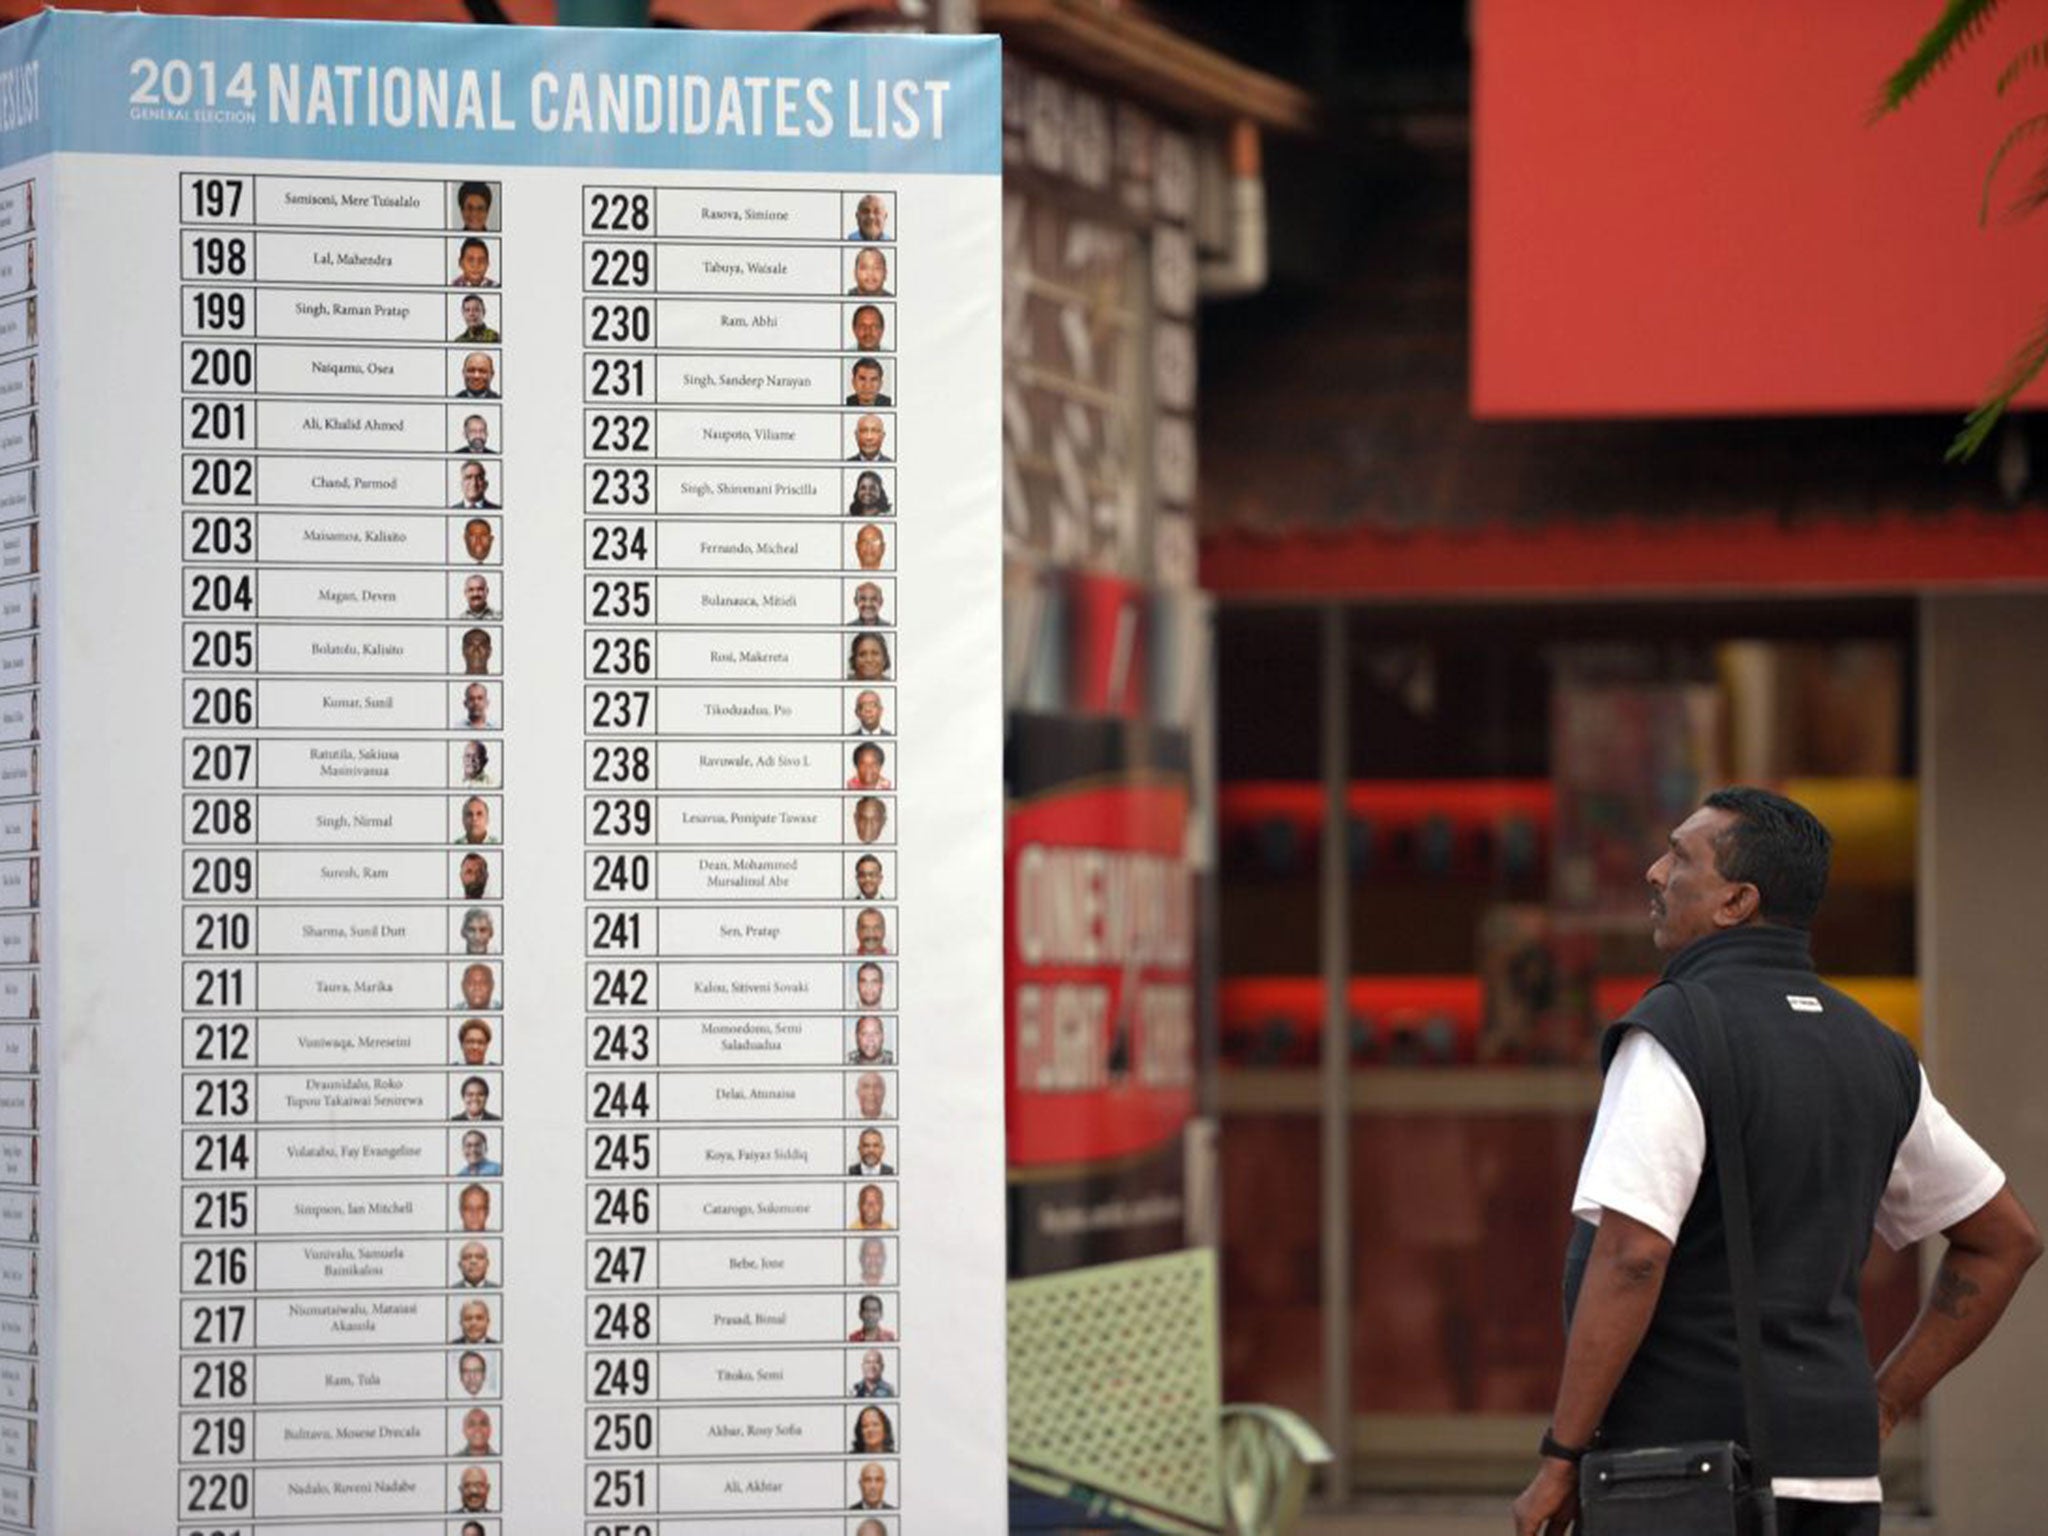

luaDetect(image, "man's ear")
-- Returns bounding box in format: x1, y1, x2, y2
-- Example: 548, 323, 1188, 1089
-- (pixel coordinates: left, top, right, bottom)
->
1717, 882, 1762, 928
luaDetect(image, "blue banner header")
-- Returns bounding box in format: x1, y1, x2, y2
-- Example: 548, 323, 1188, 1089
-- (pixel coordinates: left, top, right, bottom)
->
0, 11, 999, 174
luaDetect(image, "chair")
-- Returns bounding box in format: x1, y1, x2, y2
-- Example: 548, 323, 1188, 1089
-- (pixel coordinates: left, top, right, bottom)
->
1009, 1247, 1332, 1535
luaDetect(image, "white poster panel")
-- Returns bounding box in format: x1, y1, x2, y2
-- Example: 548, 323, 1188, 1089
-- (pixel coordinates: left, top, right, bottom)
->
0, 11, 1003, 1531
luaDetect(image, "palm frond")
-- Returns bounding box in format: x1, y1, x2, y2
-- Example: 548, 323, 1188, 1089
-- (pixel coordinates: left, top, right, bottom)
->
1947, 304, 2048, 460
1978, 110, 2048, 222
2001, 148, 2048, 219
1873, 0, 2005, 122
1995, 32, 2048, 93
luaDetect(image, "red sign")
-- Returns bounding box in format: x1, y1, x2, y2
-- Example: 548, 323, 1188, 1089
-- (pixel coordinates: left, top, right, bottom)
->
1006, 779, 1194, 1168
1474, 0, 2048, 416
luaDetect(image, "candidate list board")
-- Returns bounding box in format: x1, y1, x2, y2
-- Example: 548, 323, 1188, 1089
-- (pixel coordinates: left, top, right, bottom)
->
4, 12, 1002, 1533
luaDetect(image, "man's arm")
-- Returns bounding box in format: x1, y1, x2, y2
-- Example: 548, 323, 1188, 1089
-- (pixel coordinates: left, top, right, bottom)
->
1511, 1209, 1674, 1536
1874, 1183, 2042, 1440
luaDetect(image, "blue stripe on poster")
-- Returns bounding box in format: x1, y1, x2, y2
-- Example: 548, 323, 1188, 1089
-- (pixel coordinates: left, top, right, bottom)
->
1, 12, 997, 175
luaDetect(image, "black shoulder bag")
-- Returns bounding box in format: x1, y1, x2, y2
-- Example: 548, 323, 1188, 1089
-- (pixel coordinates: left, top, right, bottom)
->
1577, 980, 1779, 1536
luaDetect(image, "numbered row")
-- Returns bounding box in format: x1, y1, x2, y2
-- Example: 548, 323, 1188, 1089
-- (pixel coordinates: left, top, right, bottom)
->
185, 790, 896, 868
173, 1459, 507, 1524
186, 177, 897, 246
176, 1399, 906, 1468
178, 1188, 902, 1274
183, 455, 541, 512
0, 805, 33, 861
578, 240, 902, 297
0, 1134, 31, 1191
179, 1075, 900, 1179
0, 1080, 28, 1133
183, 1012, 899, 1072
184, 456, 895, 522
189, 287, 895, 354
179, 810, 892, 880
178, 1285, 517, 1354
183, 738, 506, 792
180, 1069, 520, 1130
182, 172, 506, 232
174, 676, 514, 733
0, 1352, 28, 1415
177, 1171, 503, 1236
184, 363, 511, 422
0, 295, 32, 360
177, 1343, 899, 1414
187, 344, 900, 411
184, 956, 898, 1013
187, 510, 502, 568
185, 624, 510, 680
186, 284, 510, 345
180, 957, 510, 1013
177, 1346, 504, 1409
0, 970, 36, 1025
0, 581, 32, 638
181, 845, 512, 901
179, 1068, 904, 1155
170, 677, 899, 735
185, 900, 896, 959
178, 1234, 504, 1298
583, 186, 897, 244
187, 405, 901, 464
173, 1232, 896, 1304
176, 736, 897, 795
182, 229, 900, 303
582, 1458, 903, 1519
586, 407, 897, 465
182, 792, 509, 847
177, 1158, 901, 1240
182, 574, 893, 630
0, 408, 32, 472
182, 229, 511, 288
0, 687, 32, 751
170, 1455, 905, 1522
180, 1400, 510, 1463
0, 1193, 37, 1245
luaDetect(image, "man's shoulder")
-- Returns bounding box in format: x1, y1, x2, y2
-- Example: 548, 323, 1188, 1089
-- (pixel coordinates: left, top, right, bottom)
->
1599, 983, 1691, 1066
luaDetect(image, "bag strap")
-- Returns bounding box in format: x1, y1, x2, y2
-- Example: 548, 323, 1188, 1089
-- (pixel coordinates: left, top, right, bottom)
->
1671, 978, 1776, 1498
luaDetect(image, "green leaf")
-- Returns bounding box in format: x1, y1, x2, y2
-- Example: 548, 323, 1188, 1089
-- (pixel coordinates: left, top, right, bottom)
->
1873, 0, 2005, 122
2000, 148, 2048, 219
1995, 31, 2048, 93
1947, 305, 2048, 460
1978, 110, 2048, 223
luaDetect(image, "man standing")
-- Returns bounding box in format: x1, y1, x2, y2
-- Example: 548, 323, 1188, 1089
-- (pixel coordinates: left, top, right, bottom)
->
1515, 788, 2040, 1536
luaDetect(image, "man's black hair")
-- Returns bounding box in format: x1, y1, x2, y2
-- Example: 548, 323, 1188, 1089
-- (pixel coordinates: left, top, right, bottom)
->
457, 180, 493, 209
1701, 785, 1833, 928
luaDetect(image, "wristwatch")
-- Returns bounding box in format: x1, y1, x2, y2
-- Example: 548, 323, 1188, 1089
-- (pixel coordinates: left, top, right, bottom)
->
1539, 1427, 1589, 1464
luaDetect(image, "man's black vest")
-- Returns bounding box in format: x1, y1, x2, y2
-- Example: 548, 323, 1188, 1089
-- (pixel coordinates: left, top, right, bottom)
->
1563, 925, 1921, 1478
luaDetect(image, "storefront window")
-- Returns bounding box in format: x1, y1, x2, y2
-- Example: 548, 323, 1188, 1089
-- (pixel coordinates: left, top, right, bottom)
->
1215, 602, 1922, 1496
